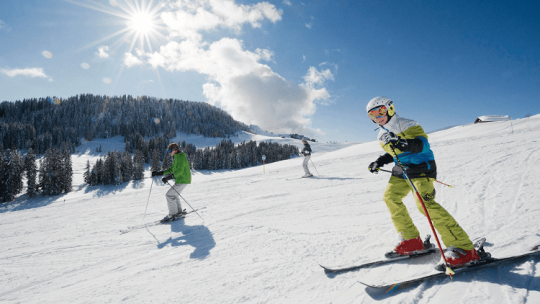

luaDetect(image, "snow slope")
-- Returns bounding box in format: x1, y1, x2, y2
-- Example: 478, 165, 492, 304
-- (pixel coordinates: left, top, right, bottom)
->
1, 116, 540, 304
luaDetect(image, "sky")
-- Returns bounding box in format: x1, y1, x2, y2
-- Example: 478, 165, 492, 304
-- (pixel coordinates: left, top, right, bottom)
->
1, 0, 539, 143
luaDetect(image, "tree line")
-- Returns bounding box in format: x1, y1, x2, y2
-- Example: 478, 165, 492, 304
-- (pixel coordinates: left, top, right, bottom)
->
84, 139, 299, 187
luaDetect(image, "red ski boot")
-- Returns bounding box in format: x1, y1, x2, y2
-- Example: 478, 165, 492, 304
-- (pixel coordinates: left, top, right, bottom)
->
435, 247, 480, 271
385, 236, 426, 258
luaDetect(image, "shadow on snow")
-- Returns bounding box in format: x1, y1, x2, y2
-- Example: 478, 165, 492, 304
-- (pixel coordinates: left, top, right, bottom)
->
156, 219, 216, 260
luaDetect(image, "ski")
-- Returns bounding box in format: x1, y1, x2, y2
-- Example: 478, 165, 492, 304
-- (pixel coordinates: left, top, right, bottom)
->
320, 235, 438, 273
120, 207, 205, 234
358, 243, 540, 290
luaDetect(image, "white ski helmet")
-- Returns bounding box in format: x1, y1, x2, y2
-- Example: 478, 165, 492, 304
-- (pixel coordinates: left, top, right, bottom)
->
366, 96, 395, 122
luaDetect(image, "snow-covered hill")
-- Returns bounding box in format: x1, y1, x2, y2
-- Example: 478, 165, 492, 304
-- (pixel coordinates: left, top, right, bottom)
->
1, 116, 540, 304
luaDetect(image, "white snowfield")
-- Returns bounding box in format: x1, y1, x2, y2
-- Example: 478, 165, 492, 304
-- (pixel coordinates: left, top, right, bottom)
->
1, 115, 540, 304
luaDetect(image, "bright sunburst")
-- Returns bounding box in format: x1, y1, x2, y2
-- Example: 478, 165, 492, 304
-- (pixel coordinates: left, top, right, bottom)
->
129, 12, 156, 34
68, 0, 165, 53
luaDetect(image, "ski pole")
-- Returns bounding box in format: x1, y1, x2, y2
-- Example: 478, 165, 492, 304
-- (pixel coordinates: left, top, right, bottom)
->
379, 169, 453, 188
143, 178, 154, 221
382, 129, 455, 279
166, 181, 204, 222
309, 157, 320, 176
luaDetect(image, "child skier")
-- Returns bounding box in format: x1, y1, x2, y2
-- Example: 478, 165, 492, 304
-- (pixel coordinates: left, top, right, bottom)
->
301, 139, 313, 178
152, 143, 192, 223
366, 96, 479, 270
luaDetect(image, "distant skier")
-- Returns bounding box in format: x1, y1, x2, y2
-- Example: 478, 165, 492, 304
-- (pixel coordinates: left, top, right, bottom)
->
301, 139, 313, 178
151, 143, 192, 223
366, 96, 479, 270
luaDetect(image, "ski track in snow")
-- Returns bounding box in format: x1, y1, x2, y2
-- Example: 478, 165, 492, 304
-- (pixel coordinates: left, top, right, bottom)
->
2, 117, 540, 303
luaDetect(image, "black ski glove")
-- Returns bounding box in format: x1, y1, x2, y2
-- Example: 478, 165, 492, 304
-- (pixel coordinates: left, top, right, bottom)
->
382, 132, 409, 151
162, 174, 173, 183
152, 170, 164, 177
390, 137, 409, 151
368, 161, 380, 174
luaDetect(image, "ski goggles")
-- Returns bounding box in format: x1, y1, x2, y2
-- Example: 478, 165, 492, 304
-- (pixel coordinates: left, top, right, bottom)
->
368, 105, 388, 120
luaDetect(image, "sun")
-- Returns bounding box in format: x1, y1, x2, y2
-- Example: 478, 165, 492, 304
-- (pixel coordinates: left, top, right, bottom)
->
129, 11, 156, 34
68, 0, 166, 53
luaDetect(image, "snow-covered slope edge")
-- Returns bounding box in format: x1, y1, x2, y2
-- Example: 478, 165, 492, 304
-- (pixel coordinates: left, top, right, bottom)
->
1, 115, 539, 304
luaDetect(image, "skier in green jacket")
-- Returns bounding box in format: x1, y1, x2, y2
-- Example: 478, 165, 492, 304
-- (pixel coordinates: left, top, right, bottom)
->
366, 96, 480, 270
152, 143, 192, 223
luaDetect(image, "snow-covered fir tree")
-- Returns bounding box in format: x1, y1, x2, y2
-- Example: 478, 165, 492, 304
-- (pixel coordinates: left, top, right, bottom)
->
24, 148, 38, 197
1, 149, 25, 202
151, 149, 162, 172
121, 151, 134, 181
62, 148, 72, 193
133, 150, 145, 180
41, 147, 64, 196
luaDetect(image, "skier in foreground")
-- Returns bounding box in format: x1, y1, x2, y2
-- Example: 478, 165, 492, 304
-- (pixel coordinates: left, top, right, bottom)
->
366, 96, 480, 270
301, 139, 313, 178
151, 143, 192, 223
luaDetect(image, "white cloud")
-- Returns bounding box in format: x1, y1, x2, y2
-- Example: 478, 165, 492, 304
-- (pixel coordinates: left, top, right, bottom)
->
140, 0, 333, 134
124, 53, 143, 67
162, 0, 282, 40
147, 37, 333, 134
1, 67, 52, 81
81, 62, 90, 69
103, 78, 112, 84
97, 46, 110, 58
282, 0, 292, 5
42, 50, 53, 59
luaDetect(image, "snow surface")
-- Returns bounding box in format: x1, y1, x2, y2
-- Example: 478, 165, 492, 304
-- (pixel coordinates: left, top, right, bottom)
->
2, 116, 540, 303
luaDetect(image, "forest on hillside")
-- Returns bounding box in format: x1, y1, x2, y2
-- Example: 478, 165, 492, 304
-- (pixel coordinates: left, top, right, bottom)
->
0, 94, 250, 153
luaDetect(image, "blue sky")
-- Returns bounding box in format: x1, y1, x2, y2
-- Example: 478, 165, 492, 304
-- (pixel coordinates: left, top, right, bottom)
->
1, 0, 539, 143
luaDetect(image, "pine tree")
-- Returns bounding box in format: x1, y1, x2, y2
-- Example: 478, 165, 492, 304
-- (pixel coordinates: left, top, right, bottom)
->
62, 148, 72, 193
41, 147, 63, 195
151, 149, 161, 172
133, 150, 145, 180
121, 151, 133, 181
83, 160, 91, 184
24, 148, 38, 197
2, 149, 24, 202
0, 151, 8, 202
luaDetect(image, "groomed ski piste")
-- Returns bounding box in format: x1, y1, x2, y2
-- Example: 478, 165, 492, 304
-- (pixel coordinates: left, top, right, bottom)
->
2, 115, 540, 303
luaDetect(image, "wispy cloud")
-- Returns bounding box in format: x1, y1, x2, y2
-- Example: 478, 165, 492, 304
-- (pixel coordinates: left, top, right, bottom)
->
42, 51, 53, 59
1, 67, 52, 81
255, 48, 274, 62
305, 16, 314, 29
81, 62, 90, 69
103, 77, 112, 84
0, 19, 10, 32
97, 46, 110, 58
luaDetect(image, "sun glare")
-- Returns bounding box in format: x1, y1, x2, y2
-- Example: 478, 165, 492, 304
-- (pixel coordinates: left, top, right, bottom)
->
69, 0, 165, 53
129, 12, 155, 34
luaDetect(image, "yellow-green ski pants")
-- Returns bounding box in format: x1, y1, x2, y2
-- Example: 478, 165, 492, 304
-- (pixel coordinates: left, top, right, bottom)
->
383, 176, 474, 250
